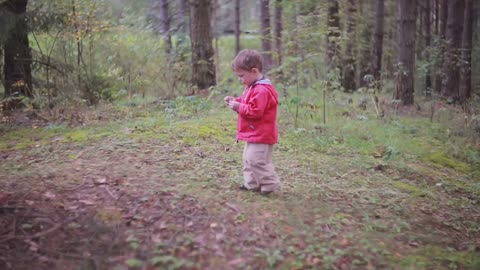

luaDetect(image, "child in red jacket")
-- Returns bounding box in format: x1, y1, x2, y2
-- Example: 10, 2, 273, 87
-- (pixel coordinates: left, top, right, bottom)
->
224, 49, 280, 195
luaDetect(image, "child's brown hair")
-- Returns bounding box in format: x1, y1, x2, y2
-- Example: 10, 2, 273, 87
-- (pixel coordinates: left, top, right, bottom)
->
232, 49, 264, 72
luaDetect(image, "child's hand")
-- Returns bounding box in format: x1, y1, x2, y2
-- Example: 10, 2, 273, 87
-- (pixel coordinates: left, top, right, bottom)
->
224, 96, 233, 104
227, 100, 240, 112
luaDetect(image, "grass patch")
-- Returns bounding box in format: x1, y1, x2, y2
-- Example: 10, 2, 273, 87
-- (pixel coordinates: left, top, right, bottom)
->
395, 245, 480, 270
391, 181, 431, 198
423, 152, 472, 173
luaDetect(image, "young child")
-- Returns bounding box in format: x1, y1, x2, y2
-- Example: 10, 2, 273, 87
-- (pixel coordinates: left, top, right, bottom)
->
224, 49, 280, 195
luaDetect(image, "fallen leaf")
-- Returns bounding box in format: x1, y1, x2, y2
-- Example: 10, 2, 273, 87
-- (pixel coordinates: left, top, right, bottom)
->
25, 200, 35, 206
228, 258, 245, 266
225, 202, 239, 212
340, 238, 350, 247
44, 191, 56, 199
79, 200, 95, 205
154, 221, 168, 230
52, 136, 64, 142
94, 177, 107, 184
408, 241, 419, 247
151, 234, 163, 244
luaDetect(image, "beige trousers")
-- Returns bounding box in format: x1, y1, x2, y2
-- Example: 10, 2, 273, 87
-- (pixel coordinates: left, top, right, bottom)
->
243, 142, 280, 192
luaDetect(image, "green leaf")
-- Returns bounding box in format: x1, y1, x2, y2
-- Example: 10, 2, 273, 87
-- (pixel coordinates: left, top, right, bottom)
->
151, 256, 175, 266
125, 258, 144, 268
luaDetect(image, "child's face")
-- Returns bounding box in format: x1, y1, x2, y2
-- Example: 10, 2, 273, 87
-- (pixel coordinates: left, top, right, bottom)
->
234, 68, 261, 86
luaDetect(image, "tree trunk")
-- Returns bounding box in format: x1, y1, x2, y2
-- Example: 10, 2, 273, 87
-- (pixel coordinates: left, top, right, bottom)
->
160, 0, 172, 55
213, 0, 220, 82
190, 0, 216, 91
424, 0, 432, 97
394, 0, 417, 105
434, 0, 439, 34
260, 0, 272, 72
3, 0, 32, 102
373, 0, 385, 83
441, 0, 464, 101
433, 0, 447, 94
356, 1, 373, 87
234, 0, 240, 55
326, 0, 341, 68
342, 0, 356, 92
179, 0, 189, 34
459, 0, 473, 104
382, 0, 396, 82
274, 0, 282, 66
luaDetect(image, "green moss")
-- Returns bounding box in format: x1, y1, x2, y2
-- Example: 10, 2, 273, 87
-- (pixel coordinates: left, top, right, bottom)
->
443, 177, 480, 197
14, 139, 34, 150
0, 128, 33, 150
170, 115, 235, 146
394, 245, 479, 270
64, 129, 90, 143
423, 152, 472, 173
391, 181, 430, 197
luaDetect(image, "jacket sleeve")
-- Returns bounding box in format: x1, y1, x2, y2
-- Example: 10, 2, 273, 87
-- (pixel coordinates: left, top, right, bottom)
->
238, 87, 268, 119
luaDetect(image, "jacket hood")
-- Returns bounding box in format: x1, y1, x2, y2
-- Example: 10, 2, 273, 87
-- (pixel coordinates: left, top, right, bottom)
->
251, 78, 278, 105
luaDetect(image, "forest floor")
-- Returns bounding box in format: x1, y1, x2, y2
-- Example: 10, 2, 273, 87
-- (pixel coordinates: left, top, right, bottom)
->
0, 102, 479, 270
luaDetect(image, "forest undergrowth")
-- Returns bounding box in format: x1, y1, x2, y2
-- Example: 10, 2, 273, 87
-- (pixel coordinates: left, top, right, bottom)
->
0, 96, 479, 270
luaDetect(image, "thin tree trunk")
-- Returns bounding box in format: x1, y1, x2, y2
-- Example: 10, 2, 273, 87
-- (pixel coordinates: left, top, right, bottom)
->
394, 0, 417, 105
3, 0, 33, 101
425, 0, 432, 97
190, 0, 216, 91
260, 0, 272, 72
382, 0, 396, 82
356, 1, 373, 87
180, 0, 189, 34
326, 0, 341, 68
213, 0, 220, 82
72, 0, 82, 89
441, 0, 464, 101
434, 0, 447, 94
434, 0, 439, 34
234, 0, 240, 55
274, 0, 282, 66
373, 0, 385, 83
160, 0, 171, 55
342, 0, 356, 92
459, 0, 473, 104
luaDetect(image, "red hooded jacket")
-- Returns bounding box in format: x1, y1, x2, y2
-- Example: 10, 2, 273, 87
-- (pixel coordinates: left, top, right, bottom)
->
234, 78, 279, 144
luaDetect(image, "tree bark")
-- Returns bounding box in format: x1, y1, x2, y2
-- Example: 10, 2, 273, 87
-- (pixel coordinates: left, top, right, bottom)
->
342, 0, 356, 92
274, 0, 282, 66
441, 0, 464, 101
356, 1, 373, 87
213, 0, 220, 82
234, 0, 240, 55
434, 0, 439, 35
424, 0, 432, 97
433, 0, 447, 94
3, 0, 32, 102
179, 0, 189, 34
394, 0, 417, 105
459, 0, 473, 104
326, 0, 341, 68
190, 0, 216, 91
160, 0, 172, 55
260, 0, 272, 72
373, 0, 385, 83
